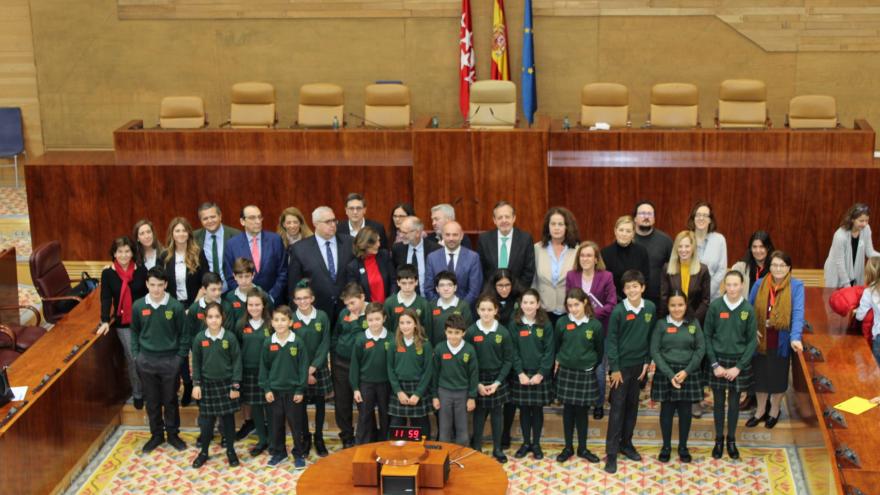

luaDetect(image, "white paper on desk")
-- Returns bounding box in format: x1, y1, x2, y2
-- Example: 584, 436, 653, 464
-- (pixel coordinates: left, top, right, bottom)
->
11, 386, 27, 401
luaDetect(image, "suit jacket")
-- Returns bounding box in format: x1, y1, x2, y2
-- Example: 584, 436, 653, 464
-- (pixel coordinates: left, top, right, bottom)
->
193, 224, 241, 247
344, 250, 397, 303
477, 227, 536, 289
223, 230, 288, 302
288, 233, 355, 318
564, 269, 617, 327
531, 242, 577, 316
423, 247, 483, 304
392, 237, 441, 295
659, 262, 711, 324
337, 218, 390, 250
162, 250, 210, 307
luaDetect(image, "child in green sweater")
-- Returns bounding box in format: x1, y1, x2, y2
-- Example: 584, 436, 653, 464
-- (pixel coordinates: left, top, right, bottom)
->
387, 309, 433, 438
431, 314, 478, 447
332, 282, 368, 448
429, 271, 473, 346
191, 302, 242, 468
231, 287, 273, 456
260, 305, 309, 468
350, 302, 392, 444
184, 272, 232, 409
384, 264, 432, 336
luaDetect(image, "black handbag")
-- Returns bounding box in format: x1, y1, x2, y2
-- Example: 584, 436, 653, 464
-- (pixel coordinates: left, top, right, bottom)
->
0, 366, 13, 408
55, 272, 100, 314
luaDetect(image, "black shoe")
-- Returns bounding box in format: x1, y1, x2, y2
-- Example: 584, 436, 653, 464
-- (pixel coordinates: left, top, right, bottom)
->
712, 438, 724, 459
235, 419, 255, 440
556, 447, 574, 463
181, 384, 193, 407
620, 445, 641, 461
765, 414, 780, 429
658, 446, 671, 463
314, 434, 329, 457
678, 447, 692, 463
142, 435, 164, 453
726, 438, 740, 460
342, 439, 355, 449
133, 397, 144, 410
604, 455, 617, 474
501, 436, 511, 450
593, 406, 604, 420
267, 454, 287, 466
227, 451, 240, 467
249, 443, 268, 456
745, 413, 768, 427
192, 453, 208, 468
577, 448, 600, 463
514, 444, 532, 459
167, 434, 187, 451
492, 449, 508, 463
532, 444, 544, 460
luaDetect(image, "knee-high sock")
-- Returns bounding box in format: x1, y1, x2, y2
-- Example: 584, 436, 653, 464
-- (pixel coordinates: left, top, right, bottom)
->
659, 401, 675, 449
676, 401, 693, 449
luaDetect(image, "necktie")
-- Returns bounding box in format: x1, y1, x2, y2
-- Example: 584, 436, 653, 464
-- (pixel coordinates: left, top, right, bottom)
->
411, 247, 420, 294
326, 241, 336, 282
447, 252, 455, 272
499, 236, 509, 269
210, 233, 220, 275
250, 236, 261, 273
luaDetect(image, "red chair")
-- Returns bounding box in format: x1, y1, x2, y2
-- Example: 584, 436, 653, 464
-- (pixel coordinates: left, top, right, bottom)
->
0, 305, 46, 351
0, 325, 22, 367
29, 241, 82, 324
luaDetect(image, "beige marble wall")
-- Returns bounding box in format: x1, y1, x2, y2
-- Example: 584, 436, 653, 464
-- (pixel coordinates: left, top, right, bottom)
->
1, 0, 42, 156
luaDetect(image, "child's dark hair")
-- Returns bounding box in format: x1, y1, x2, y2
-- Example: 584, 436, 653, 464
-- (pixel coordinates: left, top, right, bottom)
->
434, 270, 458, 288
565, 287, 595, 317
484, 268, 523, 302
238, 288, 271, 329
204, 301, 225, 322
476, 293, 500, 311
341, 281, 365, 300
201, 271, 222, 288
233, 257, 256, 275
515, 288, 550, 326
724, 269, 744, 283
293, 278, 314, 297
444, 314, 467, 332
146, 266, 167, 282
273, 305, 295, 320
620, 269, 645, 287
667, 289, 689, 308
396, 264, 418, 281
365, 302, 385, 317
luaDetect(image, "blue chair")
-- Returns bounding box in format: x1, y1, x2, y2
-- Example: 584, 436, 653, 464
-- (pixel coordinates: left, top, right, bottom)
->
0, 108, 25, 188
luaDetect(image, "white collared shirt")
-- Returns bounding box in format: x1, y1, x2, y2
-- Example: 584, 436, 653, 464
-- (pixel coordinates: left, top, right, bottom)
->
447, 340, 465, 355
297, 308, 317, 326
397, 291, 417, 307
623, 298, 645, 314
723, 295, 744, 311
204, 225, 226, 286
404, 336, 414, 347
666, 315, 684, 326
407, 239, 426, 285
249, 319, 263, 329
234, 287, 248, 302
272, 331, 296, 345
437, 296, 460, 310
521, 315, 536, 326
246, 231, 262, 262
349, 220, 364, 237
206, 328, 225, 341
365, 328, 389, 341
317, 234, 338, 273
476, 320, 499, 334
445, 246, 462, 270
147, 293, 170, 309
568, 314, 589, 326
144, 250, 157, 270
174, 252, 187, 301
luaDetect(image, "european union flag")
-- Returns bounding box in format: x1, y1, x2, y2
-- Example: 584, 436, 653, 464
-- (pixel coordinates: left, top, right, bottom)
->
521, 0, 536, 125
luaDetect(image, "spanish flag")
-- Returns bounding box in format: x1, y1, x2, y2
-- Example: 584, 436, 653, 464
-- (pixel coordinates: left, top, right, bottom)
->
490, 0, 509, 81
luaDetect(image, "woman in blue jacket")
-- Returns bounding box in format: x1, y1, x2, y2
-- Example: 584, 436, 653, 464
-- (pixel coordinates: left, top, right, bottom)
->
745, 251, 804, 429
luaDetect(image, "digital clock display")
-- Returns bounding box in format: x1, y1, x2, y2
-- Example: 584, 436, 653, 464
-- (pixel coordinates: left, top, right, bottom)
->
389, 425, 423, 441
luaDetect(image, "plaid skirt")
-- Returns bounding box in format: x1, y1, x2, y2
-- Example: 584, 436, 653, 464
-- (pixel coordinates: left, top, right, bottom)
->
241, 368, 267, 405
198, 378, 240, 416
555, 366, 599, 406
475, 369, 509, 409
305, 366, 333, 401
707, 356, 753, 393
509, 370, 553, 406
388, 380, 432, 418
651, 365, 704, 403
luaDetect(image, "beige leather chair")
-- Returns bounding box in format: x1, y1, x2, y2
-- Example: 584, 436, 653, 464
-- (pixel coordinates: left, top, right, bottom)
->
787, 95, 838, 129
717, 79, 768, 128
229, 82, 275, 128
469, 80, 516, 129
364, 84, 410, 128
648, 83, 699, 128
298, 83, 344, 128
159, 96, 206, 129
580, 83, 629, 128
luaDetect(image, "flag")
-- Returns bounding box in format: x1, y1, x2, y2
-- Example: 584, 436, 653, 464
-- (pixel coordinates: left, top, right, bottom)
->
459, 0, 476, 119
521, 0, 537, 124
490, 0, 510, 81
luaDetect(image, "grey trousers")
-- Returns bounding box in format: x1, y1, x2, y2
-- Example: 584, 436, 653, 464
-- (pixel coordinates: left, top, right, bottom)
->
438, 388, 469, 446
117, 327, 142, 399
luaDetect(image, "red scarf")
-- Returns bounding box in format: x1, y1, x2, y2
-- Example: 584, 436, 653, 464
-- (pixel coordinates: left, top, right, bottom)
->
114, 260, 135, 325
363, 254, 386, 302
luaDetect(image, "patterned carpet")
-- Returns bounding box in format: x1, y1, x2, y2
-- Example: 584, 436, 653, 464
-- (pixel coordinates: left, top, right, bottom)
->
0, 186, 28, 217
68, 428, 803, 495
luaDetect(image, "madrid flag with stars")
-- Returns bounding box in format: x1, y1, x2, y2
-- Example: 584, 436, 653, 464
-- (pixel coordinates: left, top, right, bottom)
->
459, 0, 475, 119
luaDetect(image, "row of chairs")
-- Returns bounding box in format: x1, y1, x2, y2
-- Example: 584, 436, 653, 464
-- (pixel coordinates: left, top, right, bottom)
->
158, 79, 840, 131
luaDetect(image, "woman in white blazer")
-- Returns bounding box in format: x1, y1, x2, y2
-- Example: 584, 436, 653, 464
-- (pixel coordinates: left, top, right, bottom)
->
532, 207, 579, 327
823, 203, 877, 288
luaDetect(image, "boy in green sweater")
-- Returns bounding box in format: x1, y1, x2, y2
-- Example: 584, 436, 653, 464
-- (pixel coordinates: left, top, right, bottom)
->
350, 302, 392, 444
429, 271, 473, 346
259, 305, 309, 468
130, 267, 189, 454
332, 282, 367, 448
224, 257, 273, 326
384, 265, 432, 336
431, 314, 478, 447
604, 270, 655, 473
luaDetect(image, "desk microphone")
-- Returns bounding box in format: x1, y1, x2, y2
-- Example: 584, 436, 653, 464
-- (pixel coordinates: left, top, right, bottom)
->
489, 108, 517, 127
347, 112, 387, 129
445, 106, 479, 129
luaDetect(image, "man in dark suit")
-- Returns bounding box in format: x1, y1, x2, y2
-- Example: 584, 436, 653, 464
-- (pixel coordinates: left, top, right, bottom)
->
193, 202, 241, 291
289, 206, 354, 319
336, 193, 389, 249
429, 203, 472, 250
424, 221, 482, 304
477, 201, 536, 289
391, 216, 441, 296
223, 205, 288, 302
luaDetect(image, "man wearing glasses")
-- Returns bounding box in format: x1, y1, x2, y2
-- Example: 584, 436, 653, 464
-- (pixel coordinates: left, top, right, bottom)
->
223, 205, 288, 302
392, 216, 441, 296
336, 193, 389, 250
632, 200, 672, 305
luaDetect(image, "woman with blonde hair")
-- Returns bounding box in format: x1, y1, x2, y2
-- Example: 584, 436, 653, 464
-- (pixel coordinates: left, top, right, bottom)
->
660, 230, 711, 325
277, 206, 313, 250
855, 256, 880, 366
601, 216, 650, 302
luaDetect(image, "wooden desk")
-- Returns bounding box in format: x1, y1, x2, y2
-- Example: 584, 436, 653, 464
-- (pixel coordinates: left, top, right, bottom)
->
296, 441, 508, 495
0, 248, 17, 323
798, 287, 880, 495
0, 292, 130, 495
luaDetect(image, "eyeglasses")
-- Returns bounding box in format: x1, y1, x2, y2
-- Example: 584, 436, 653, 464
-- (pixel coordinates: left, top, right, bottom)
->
346, 206, 365, 211
392, 214, 408, 219
636, 211, 654, 218
495, 282, 512, 288
244, 215, 263, 221
315, 218, 336, 224
293, 296, 312, 302
769, 263, 789, 269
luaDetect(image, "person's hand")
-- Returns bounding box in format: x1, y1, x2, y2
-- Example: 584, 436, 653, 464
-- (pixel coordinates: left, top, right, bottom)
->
674, 370, 688, 384
265, 391, 274, 403
484, 383, 499, 395
791, 340, 804, 353
96, 323, 110, 336
397, 391, 409, 404
648, 361, 656, 374
529, 374, 544, 385
519, 373, 530, 385
466, 398, 476, 412
195, 287, 207, 301
308, 374, 317, 385
308, 366, 316, 375
191, 386, 202, 400
477, 383, 487, 396
670, 377, 682, 389
638, 364, 649, 382
725, 367, 741, 381
354, 390, 363, 403
609, 371, 623, 389
293, 394, 303, 403
554, 362, 559, 374
409, 394, 421, 406
713, 366, 727, 378
871, 396, 880, 405
230, 389, 240, 400
433, 398, 441, 410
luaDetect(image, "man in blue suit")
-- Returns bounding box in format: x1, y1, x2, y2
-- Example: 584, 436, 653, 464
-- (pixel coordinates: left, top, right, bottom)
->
424, 221, 482, 304
224, 205, 288, 302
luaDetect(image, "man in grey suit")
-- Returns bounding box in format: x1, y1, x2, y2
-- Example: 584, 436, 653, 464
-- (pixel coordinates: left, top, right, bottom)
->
193, 202, 241, 291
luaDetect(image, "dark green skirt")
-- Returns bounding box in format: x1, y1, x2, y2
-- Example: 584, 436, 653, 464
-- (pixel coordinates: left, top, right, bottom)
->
475, 369, 509, 409
388, 380, 432, 418
305, 365, 333, 401
241, 368, 267, 405
707, 356, 753, 393
651, 366, 703, 403
555, 365, 599, 406
509, 370, 553, 406
198, 378, 240, 416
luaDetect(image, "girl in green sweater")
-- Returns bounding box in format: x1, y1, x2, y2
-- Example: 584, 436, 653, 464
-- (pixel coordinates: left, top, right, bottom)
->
704, 270, 757, 460
191, 302, 242, 468
387, 309, 433, 438
650, 290, 705, 464
232, 287, 273, 457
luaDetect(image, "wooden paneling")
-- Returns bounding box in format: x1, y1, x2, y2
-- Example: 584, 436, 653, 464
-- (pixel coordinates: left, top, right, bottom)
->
0, 0, 42, 157
0, 248, 17, 324
0, 293, 130, 495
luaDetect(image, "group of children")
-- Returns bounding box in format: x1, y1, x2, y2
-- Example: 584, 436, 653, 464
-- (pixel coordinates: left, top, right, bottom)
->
131, 259, 758, 472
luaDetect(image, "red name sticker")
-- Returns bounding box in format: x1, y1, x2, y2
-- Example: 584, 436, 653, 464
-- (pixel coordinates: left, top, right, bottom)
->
293, 322, 302, 329
442, 353, 453, 360
666, 327, 678, 334
365, 341, 375, 349
394, 306, 404, 314
474, 335, 484, 342
397, 346, 406, 353
201, 340, 210, 347
270, 344, 280, 351
233, 301, 241, 308
432, 308, 441, 316
197, 313, 205, 320
520, 330, 530, 337
566, 323, 575, 331
244, 327, 253, 334
344, 315, 352, 322
142, 309, 151, 316
720, 312, 730, 319
626, 314, 636, 321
